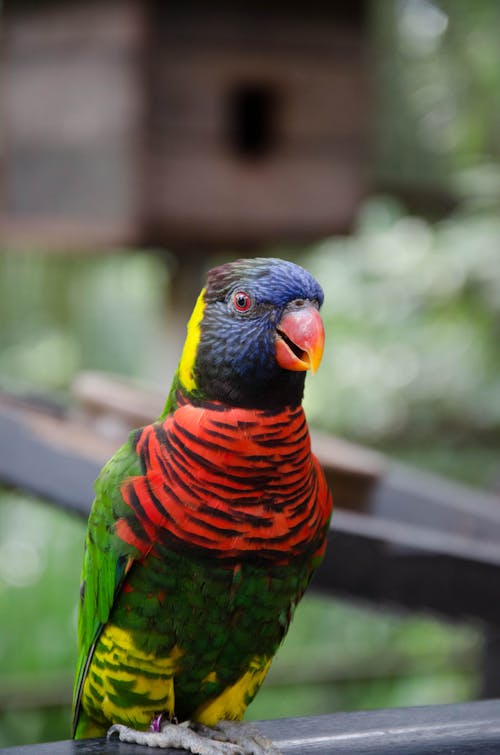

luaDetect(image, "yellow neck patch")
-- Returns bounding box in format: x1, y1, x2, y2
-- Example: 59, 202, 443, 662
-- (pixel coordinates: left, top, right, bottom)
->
178, 288, 206, 393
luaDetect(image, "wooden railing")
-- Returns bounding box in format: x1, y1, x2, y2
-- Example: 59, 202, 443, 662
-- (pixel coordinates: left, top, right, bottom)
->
2, 700, 500, 753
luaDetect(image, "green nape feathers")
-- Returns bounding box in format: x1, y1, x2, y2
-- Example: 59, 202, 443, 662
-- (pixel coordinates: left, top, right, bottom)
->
73, 257, 332, 754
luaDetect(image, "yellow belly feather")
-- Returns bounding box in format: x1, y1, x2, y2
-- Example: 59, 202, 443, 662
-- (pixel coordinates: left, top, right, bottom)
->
82, 623, 183, 729
82, 622, 272, 730
194, 656, 272, 726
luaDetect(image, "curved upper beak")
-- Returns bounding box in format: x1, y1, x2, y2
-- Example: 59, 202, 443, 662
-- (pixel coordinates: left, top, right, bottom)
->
275, 302, 325, 374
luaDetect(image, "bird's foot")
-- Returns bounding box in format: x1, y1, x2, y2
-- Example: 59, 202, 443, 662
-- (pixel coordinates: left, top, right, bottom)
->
107, 719, 281, 754
108, 720, 237, 753
194, 720, 282, 754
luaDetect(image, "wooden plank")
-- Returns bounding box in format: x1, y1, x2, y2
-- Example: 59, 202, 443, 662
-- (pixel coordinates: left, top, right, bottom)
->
371, 463, 500, 543
482, 631, 500, 698
1, 0, 144, 247
3, 700, 500, 753
147, 151, 366, 244
318, 509, 500, 626
0, 406, 103, 517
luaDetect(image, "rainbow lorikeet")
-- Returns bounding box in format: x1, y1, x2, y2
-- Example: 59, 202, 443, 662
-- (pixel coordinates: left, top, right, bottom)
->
72, 257, 333, 754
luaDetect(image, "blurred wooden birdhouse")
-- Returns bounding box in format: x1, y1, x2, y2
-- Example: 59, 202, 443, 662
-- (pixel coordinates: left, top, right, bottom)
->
1, 1, 370, 251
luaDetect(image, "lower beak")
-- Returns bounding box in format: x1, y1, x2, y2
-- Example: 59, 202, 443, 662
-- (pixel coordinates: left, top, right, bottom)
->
275, 303, 325, 373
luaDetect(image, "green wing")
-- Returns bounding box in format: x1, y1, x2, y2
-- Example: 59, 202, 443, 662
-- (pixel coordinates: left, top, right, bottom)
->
71, 434, 144, 736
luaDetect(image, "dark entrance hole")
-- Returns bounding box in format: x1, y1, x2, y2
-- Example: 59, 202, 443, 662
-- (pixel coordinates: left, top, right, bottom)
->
227, 83, 278, 160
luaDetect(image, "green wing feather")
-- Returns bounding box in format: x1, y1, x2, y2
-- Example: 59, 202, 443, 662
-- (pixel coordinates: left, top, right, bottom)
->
71, 435, 144, 736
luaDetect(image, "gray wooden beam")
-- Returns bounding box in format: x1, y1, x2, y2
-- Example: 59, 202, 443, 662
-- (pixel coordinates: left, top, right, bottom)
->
0, 407, 100, 517
2, 700, 500, 754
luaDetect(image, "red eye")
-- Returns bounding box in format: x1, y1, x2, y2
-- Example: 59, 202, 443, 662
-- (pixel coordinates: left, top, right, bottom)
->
233, 290, 252, 312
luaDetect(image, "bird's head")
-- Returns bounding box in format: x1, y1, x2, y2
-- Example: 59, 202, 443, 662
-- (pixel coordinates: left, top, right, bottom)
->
174, 257, 325, 409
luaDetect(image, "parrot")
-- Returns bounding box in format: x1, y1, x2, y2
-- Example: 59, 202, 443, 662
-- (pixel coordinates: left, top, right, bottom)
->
72, 257, 333, 754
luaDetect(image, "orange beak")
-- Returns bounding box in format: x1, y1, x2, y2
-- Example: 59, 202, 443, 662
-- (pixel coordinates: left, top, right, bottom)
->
275, 303, 325, 373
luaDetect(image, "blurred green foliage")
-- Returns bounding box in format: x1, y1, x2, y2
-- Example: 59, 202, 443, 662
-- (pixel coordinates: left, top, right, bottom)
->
303, 199, 500, 485
0, 252, 170, 394
0, 494, 83, 746
374, 0, 500, 187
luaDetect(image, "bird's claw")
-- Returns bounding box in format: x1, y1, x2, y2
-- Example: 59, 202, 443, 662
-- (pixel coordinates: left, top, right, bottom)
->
107, 719, 282, 754
108, 720, 244, 753
193, 721, 282, 755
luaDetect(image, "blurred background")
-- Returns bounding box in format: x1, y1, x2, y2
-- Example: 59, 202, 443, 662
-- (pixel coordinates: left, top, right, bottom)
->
1, 0, 500, 747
